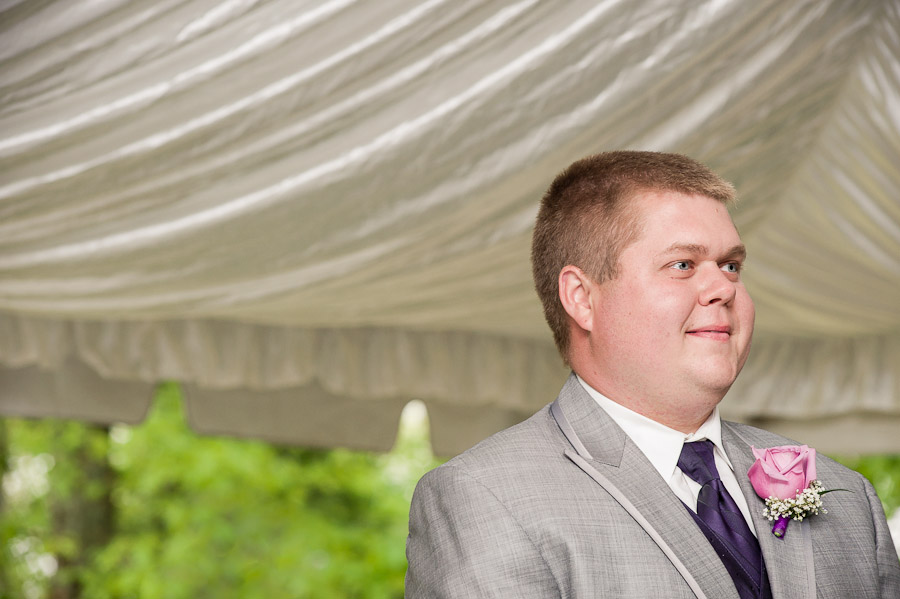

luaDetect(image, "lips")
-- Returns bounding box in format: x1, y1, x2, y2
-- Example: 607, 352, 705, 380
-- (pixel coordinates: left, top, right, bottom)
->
686, 325, 732, 340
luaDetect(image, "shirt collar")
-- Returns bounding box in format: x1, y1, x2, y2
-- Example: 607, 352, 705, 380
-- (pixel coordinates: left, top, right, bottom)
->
575, 375, 734, 481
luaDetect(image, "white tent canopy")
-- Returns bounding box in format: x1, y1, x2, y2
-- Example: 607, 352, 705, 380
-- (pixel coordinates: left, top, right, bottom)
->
1, 0, 899, 455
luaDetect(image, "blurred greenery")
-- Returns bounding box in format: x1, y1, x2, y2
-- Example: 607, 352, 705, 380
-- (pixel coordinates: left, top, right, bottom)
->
1, 384, 898, 598
831, 454, 900, 520
0, 383, 443, 599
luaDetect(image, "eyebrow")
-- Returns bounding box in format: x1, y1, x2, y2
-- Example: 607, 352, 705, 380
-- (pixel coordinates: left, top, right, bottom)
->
660, 243, 747, 261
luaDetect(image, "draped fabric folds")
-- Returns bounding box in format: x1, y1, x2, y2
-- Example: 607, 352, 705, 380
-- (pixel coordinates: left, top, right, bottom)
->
1, 0, 899, 453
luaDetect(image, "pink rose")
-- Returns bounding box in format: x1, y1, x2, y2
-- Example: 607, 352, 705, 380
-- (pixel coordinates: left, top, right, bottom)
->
748, 445, 817, 500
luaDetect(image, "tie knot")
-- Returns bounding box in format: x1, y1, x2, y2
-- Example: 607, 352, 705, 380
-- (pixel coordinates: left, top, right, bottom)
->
677, 440, 720, 486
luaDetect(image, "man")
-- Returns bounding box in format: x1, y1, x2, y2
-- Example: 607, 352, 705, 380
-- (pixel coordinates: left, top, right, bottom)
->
405, 151, 900, 598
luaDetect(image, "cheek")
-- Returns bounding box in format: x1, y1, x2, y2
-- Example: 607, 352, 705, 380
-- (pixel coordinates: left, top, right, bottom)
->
596, 287, 653, 345
737, 288, 756, 331
634, 286, 691, 344
599, 280, 692, 346
652, 284, 695, 325
734, 290, 755, 367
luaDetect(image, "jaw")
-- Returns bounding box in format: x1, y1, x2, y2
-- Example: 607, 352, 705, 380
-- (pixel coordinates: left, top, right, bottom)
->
677, 335, 746, 392
681, 354, 742, 395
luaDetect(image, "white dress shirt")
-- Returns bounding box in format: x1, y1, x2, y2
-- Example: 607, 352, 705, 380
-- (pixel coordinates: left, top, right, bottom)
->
576, 375, 757, 535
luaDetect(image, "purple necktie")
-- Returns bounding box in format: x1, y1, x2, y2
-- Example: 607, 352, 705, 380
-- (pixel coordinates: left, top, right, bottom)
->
678, 440, 771, 599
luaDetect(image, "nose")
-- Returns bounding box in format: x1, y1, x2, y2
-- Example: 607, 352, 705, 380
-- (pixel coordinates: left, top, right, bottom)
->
698, 263, 736, 306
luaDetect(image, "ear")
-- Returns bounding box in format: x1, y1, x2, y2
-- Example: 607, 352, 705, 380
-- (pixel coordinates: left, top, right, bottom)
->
558, 265, 596, 333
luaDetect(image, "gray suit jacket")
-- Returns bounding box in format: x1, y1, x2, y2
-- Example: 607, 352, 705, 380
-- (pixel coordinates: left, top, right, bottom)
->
406, 375, 900, 598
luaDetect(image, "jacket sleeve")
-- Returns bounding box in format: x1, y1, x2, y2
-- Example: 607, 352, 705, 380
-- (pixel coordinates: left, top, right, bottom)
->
863, 477, 900, 597
405, 464, 561, 598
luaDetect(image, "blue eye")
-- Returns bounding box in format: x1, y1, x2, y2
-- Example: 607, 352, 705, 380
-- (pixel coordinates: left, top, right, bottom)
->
672, 261, 690, 271
722, 262, 741, 273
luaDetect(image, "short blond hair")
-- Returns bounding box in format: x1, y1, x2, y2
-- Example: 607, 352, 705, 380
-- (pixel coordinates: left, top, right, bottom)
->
531, 151, 735, 363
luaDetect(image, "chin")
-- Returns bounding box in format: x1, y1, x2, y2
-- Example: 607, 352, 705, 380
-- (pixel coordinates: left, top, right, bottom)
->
702, 377, 737, 396
690, 366, 739, 395
687, 347, 742, 375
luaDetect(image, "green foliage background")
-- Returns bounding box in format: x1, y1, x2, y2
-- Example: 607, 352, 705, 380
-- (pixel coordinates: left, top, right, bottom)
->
1, 383, 898, 598
1, 383, 442, 599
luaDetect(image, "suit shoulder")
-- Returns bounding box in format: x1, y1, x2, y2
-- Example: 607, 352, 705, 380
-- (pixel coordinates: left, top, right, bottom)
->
421, 403, 563, 485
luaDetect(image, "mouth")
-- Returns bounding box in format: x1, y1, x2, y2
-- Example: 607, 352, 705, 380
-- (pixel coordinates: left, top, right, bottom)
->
686, 325, 732, 341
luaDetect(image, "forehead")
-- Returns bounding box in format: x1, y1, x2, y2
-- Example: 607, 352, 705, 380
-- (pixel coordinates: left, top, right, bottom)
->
628, 191, 741, 250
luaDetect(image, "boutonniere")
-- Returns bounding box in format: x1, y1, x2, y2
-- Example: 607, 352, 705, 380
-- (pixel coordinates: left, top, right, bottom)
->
747, 445, 843, 539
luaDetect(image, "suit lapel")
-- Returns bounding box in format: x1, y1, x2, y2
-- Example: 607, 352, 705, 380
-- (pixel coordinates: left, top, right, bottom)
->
554, 376, 740, 599
722, 423, 816, 599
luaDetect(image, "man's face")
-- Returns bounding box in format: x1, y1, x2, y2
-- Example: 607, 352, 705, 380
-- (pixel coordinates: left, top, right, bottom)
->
585, 191, 755, 420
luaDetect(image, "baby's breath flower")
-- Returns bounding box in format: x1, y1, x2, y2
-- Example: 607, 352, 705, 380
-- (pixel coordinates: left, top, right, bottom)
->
762, 480, 827, 523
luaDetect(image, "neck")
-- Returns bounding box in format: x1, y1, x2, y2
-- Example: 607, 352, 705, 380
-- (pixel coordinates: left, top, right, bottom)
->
575, 371, 720, 434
